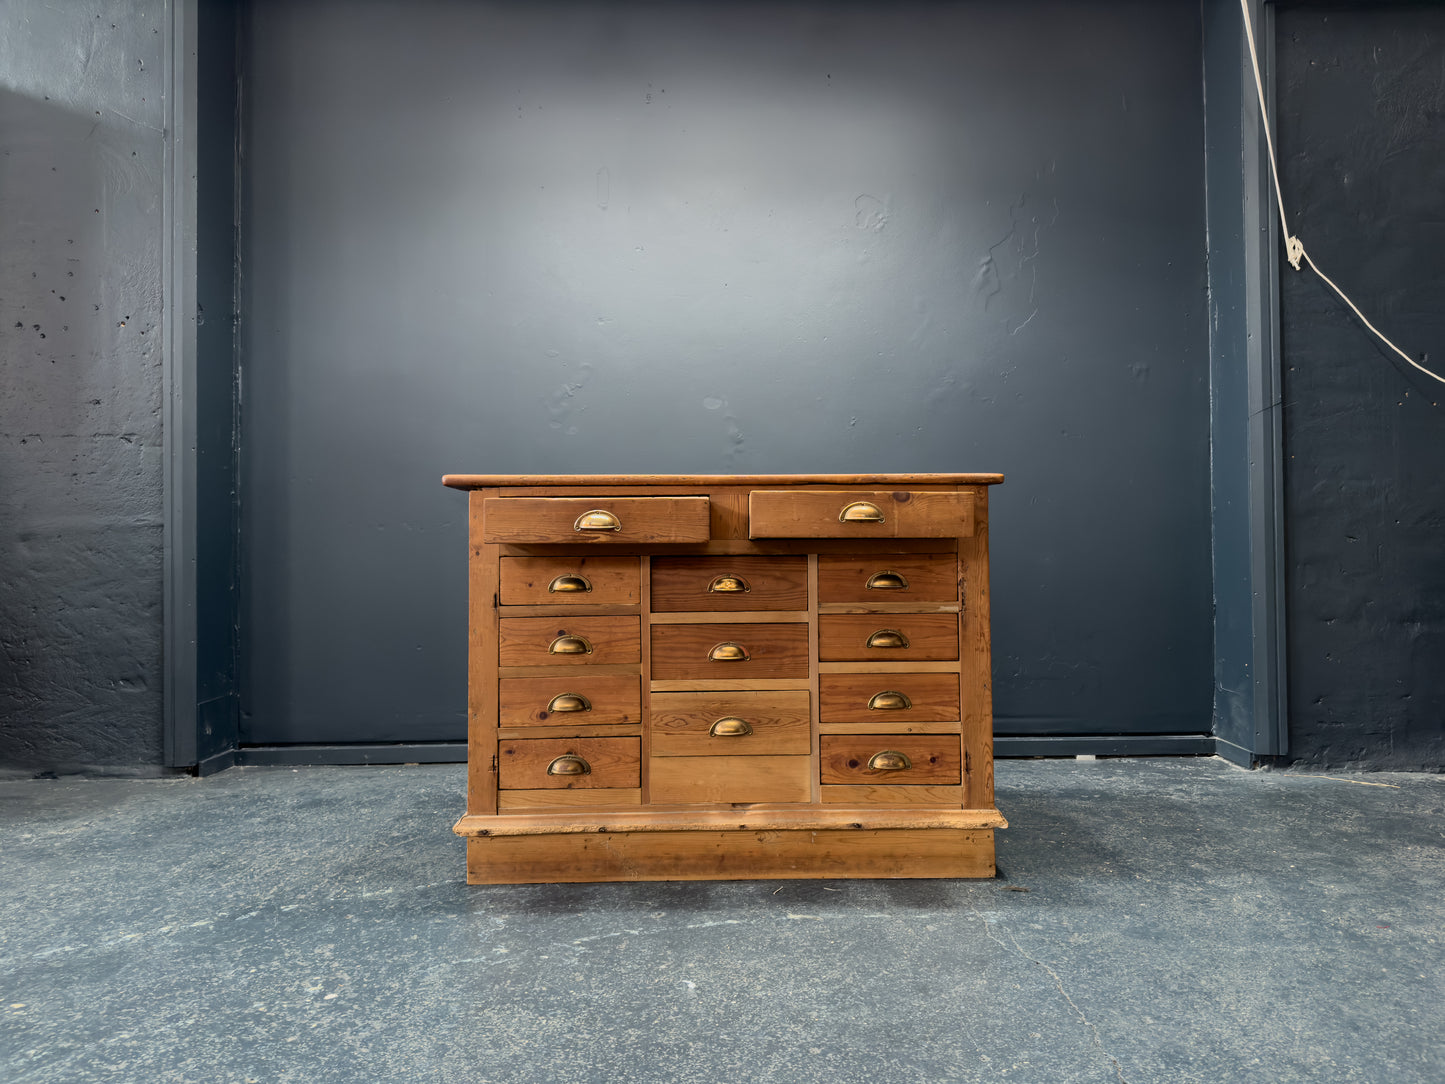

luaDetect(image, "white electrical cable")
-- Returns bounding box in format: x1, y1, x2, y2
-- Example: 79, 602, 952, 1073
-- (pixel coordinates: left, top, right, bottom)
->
1239, 0, 1445, 387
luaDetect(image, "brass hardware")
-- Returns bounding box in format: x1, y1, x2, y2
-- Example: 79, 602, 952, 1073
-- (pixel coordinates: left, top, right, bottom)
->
868, 690, 913, 711
546, 754, 591, 776
865, 570, 909, 590
707, 574, 750, 594
707, 642, 750, 662
548, 634, 593, 655
866, 629, 910, 649
867, 750, 912, 772
546, 692, 591, 713
573, 509, 622, 532
709, 717, 753, 737
548, 574, 592, 594
839, 501, 885, 523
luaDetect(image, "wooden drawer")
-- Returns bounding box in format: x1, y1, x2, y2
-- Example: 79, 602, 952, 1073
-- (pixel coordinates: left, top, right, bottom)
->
819, 735, 961, 785
652, 691, 810, 756
482, 496, 710, 544
497, 737, 640, 790
650, 556, 808, 612
818, 673, 960, 724
498, 616, 640, 667
749, 489, 973, 539
817, 554, 958, 605
499, 556, 640, 606
650, 755, 812, 804
818, 614, 958, 662
499, 674, 641, 728
651, 622, 809, 681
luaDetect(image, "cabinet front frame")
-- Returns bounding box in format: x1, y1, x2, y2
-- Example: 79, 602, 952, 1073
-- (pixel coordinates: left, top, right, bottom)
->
464, 480, 997, 876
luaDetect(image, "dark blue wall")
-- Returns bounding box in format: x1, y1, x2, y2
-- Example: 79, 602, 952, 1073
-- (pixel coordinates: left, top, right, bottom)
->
238, 0, 1214, 747
1276, 4, 1445, 769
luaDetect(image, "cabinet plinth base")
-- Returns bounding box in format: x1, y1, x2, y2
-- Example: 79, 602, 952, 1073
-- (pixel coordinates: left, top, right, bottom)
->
465, 827, 995, 884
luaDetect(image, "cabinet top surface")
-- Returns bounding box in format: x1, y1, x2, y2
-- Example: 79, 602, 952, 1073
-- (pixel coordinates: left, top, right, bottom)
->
443, 473, 1004, 490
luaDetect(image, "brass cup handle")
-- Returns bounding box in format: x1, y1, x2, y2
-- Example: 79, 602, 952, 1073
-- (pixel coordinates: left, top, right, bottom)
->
707, 574, 751, 594
573, 509, 622, 532
866, 629, 910, 649
868, 690, 913, 711
546, 754, 591, 777
868, 750, 912, 772
548, 634, 593, 655
546, 692, 591, 714
707, 642, 750, 662
548, 574, 592, 594
709, 717, 753, 737
839, 501, 885, 523
865, 570, 909, 590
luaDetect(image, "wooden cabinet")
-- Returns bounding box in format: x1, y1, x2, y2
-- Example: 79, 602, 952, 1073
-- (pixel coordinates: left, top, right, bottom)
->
444, 473, 1006, 883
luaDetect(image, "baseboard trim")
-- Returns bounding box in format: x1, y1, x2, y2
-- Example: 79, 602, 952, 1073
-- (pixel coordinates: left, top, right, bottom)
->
237, 742, 469, 767
995, 734, 1215, 758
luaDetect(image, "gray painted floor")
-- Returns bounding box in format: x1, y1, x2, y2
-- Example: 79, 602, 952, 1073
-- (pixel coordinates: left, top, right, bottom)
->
1, 758, 1441, 1084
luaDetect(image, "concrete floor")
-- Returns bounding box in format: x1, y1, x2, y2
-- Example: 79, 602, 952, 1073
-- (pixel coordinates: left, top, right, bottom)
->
1, 758, 1441, 1084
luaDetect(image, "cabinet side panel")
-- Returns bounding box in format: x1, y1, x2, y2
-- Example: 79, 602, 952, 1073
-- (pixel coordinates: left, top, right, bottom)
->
959, 487, 994, 808
469, 490, 501, 815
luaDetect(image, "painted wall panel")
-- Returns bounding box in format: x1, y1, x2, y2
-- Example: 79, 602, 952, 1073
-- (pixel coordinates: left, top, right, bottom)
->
238, 0, 1213, 745
0, 0, 168, 771
1276, 5, 1445, 769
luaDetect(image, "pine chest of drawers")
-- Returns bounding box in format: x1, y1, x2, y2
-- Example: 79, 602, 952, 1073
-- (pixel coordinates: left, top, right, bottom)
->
443, 473, 1005, 884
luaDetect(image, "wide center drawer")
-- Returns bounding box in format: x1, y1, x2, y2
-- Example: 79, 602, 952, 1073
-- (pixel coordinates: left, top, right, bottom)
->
650, 556, 808, 612
749, 489, 973, 539
482, 496, 711, 544
498, 616, 640, 667
651, 622, 809, 680
651, 691, 810, 755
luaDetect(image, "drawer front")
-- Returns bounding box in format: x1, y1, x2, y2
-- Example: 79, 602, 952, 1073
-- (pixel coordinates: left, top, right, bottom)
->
819, 736, 961, 785
651, 691, 810, 756
482, 496, 710, 544
499, 556, 640, 606
817, 554, 958, 605
649, 755, 812, 804
749, 489, 973, 539
498, 737, 640, 790
651, 622, 809, 681
498, 616, 640, 667
818, 673, 960, 723
818, 614, 958, 662
499, 674, 641, 728
650, 556, 808, 612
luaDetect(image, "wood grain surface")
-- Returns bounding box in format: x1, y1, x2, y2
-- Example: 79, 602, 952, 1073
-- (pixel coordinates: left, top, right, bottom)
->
650, 555, 808, 611
499, 556, 641, 606
819, 735, 962, 785
818, 613, 959, 662
498, 673, 641, 728
497, 737, 640, 790
650, 622, 809, 680
651, 690, 811, 756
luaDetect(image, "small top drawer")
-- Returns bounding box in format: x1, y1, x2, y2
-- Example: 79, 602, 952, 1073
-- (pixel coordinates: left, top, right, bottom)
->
817, 554, 958, 604
482, 496, 711, 544
499, 556, 640, 606
651, 556, 808, 612
749, 489, 973, 539
498, 616, 641, 667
